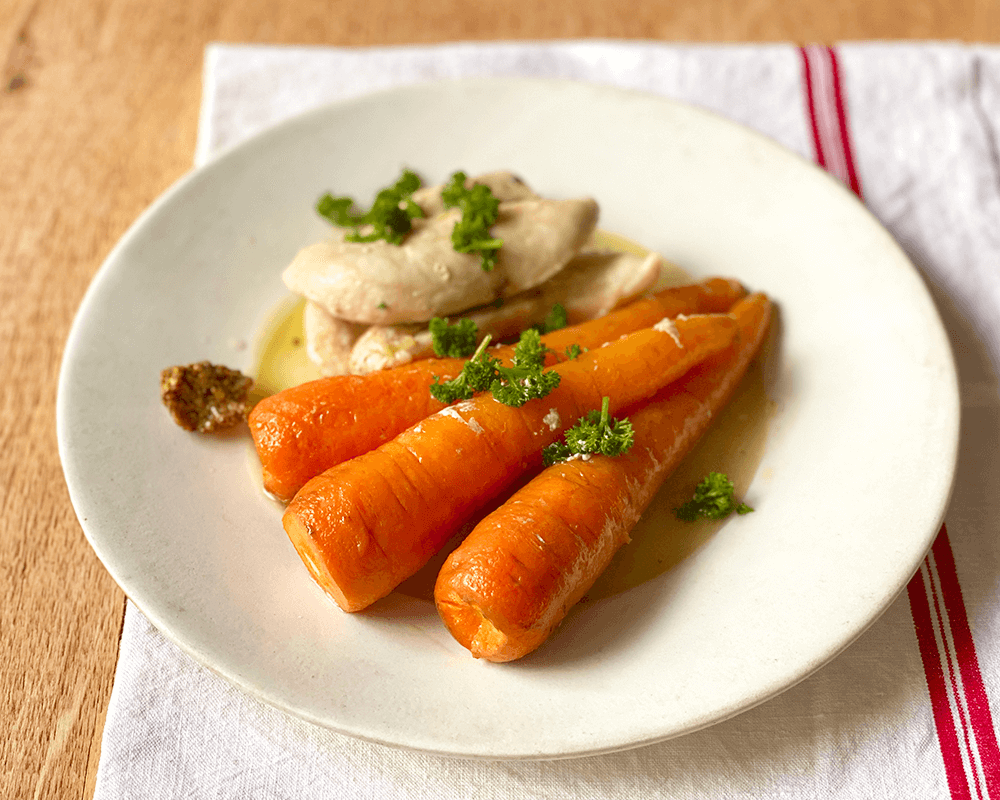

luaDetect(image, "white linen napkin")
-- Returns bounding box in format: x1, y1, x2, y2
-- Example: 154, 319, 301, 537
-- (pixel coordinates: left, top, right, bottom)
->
94, 41, 1000, 799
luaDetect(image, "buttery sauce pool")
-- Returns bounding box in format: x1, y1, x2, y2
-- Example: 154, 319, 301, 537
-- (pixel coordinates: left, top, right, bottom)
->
252, 232, 777, 603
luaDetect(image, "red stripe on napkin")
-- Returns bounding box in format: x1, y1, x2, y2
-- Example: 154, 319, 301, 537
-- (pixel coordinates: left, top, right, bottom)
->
800, 45, 999, 799
932, 529, 1000, 794
827, 51, 862, 196
798, 45, 862, 198
800, 50, 827, 173
909, 570, 974, 800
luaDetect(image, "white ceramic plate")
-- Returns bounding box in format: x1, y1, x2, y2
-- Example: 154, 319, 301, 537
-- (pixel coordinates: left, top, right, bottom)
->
57, 79, 959, 759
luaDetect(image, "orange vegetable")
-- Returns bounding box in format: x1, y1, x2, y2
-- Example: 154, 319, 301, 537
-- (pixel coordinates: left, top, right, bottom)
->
282, 312, 740, 612
250, 278, 745, 502
434, 293, 772, 661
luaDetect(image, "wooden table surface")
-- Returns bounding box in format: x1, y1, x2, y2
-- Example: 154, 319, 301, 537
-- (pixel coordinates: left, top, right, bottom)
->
3, 0, 998, 796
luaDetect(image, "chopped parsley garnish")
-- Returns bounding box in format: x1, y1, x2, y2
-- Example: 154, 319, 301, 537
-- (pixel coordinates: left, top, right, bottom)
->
316, 169, 424, 245
674, 472, 754, 522
315, 169, 504, 267
429, 329, 559, 407
429, 317, 479, 358
528, 303, 569, 335
564, 343, 583, 360
543, 303, 568, 333
506, 326, 550, 368
543, 396, 634, 466
441, 171, 503, 272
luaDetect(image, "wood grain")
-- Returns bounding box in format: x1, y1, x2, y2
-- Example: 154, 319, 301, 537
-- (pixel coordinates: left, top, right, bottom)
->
2, 1, 997, 797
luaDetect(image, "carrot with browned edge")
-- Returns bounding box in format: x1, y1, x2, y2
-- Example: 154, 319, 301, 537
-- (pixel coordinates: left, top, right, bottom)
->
250, 278, 745, 502
434, 293, 772, 662
282, 312, 740, 612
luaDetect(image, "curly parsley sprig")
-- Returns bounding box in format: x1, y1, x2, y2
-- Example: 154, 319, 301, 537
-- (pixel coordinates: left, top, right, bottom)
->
428, 317, 479, 358
429, 329, 559, 407
542, 303, 568, 333
674, 472, 754, 521
563, 343, 583, 360
441, 171, 503, 272
316, 169, 424, 245
543, 397, 635, 466
316, 169, 505, 268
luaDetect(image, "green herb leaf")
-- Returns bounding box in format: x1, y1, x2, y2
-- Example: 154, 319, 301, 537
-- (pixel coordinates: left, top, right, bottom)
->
674, 472, 754, 522
564, 343, 582, 360
543, 303, 568, 333
509, 328, 549, 369
528, 303, 570, 336
490, 367, 561, 407
316, 169, 424, 245
429, 336, 499, 405
429, 331, 560, 407
428, 317, 479, 358
441, 171, 503, 271
542, 397, 634, 466
428, 372, 474, 404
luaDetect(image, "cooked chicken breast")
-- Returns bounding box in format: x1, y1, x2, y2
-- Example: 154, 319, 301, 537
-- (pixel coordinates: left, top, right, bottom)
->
302, 302, 366, 377
282, 173, 599, 326
332, 250, 663, 374
409, 171, 539, 215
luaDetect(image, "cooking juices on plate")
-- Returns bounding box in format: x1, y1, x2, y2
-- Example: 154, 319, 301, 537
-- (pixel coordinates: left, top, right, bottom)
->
202, 169, 772, 661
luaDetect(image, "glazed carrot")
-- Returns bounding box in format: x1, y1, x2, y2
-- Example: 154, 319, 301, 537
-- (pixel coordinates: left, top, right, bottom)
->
282, 312, 740, 612
434, 293, 772, 661
251, 278, 745, 501
536, 277, 744, 355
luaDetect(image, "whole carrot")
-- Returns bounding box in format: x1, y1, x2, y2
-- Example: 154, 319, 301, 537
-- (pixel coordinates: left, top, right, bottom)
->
434, 293, 772, 661
251, 278, 745, 501
282, 312, 740, 612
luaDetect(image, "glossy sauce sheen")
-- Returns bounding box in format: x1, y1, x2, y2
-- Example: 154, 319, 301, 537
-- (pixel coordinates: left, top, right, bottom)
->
252, 232, 776, 601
